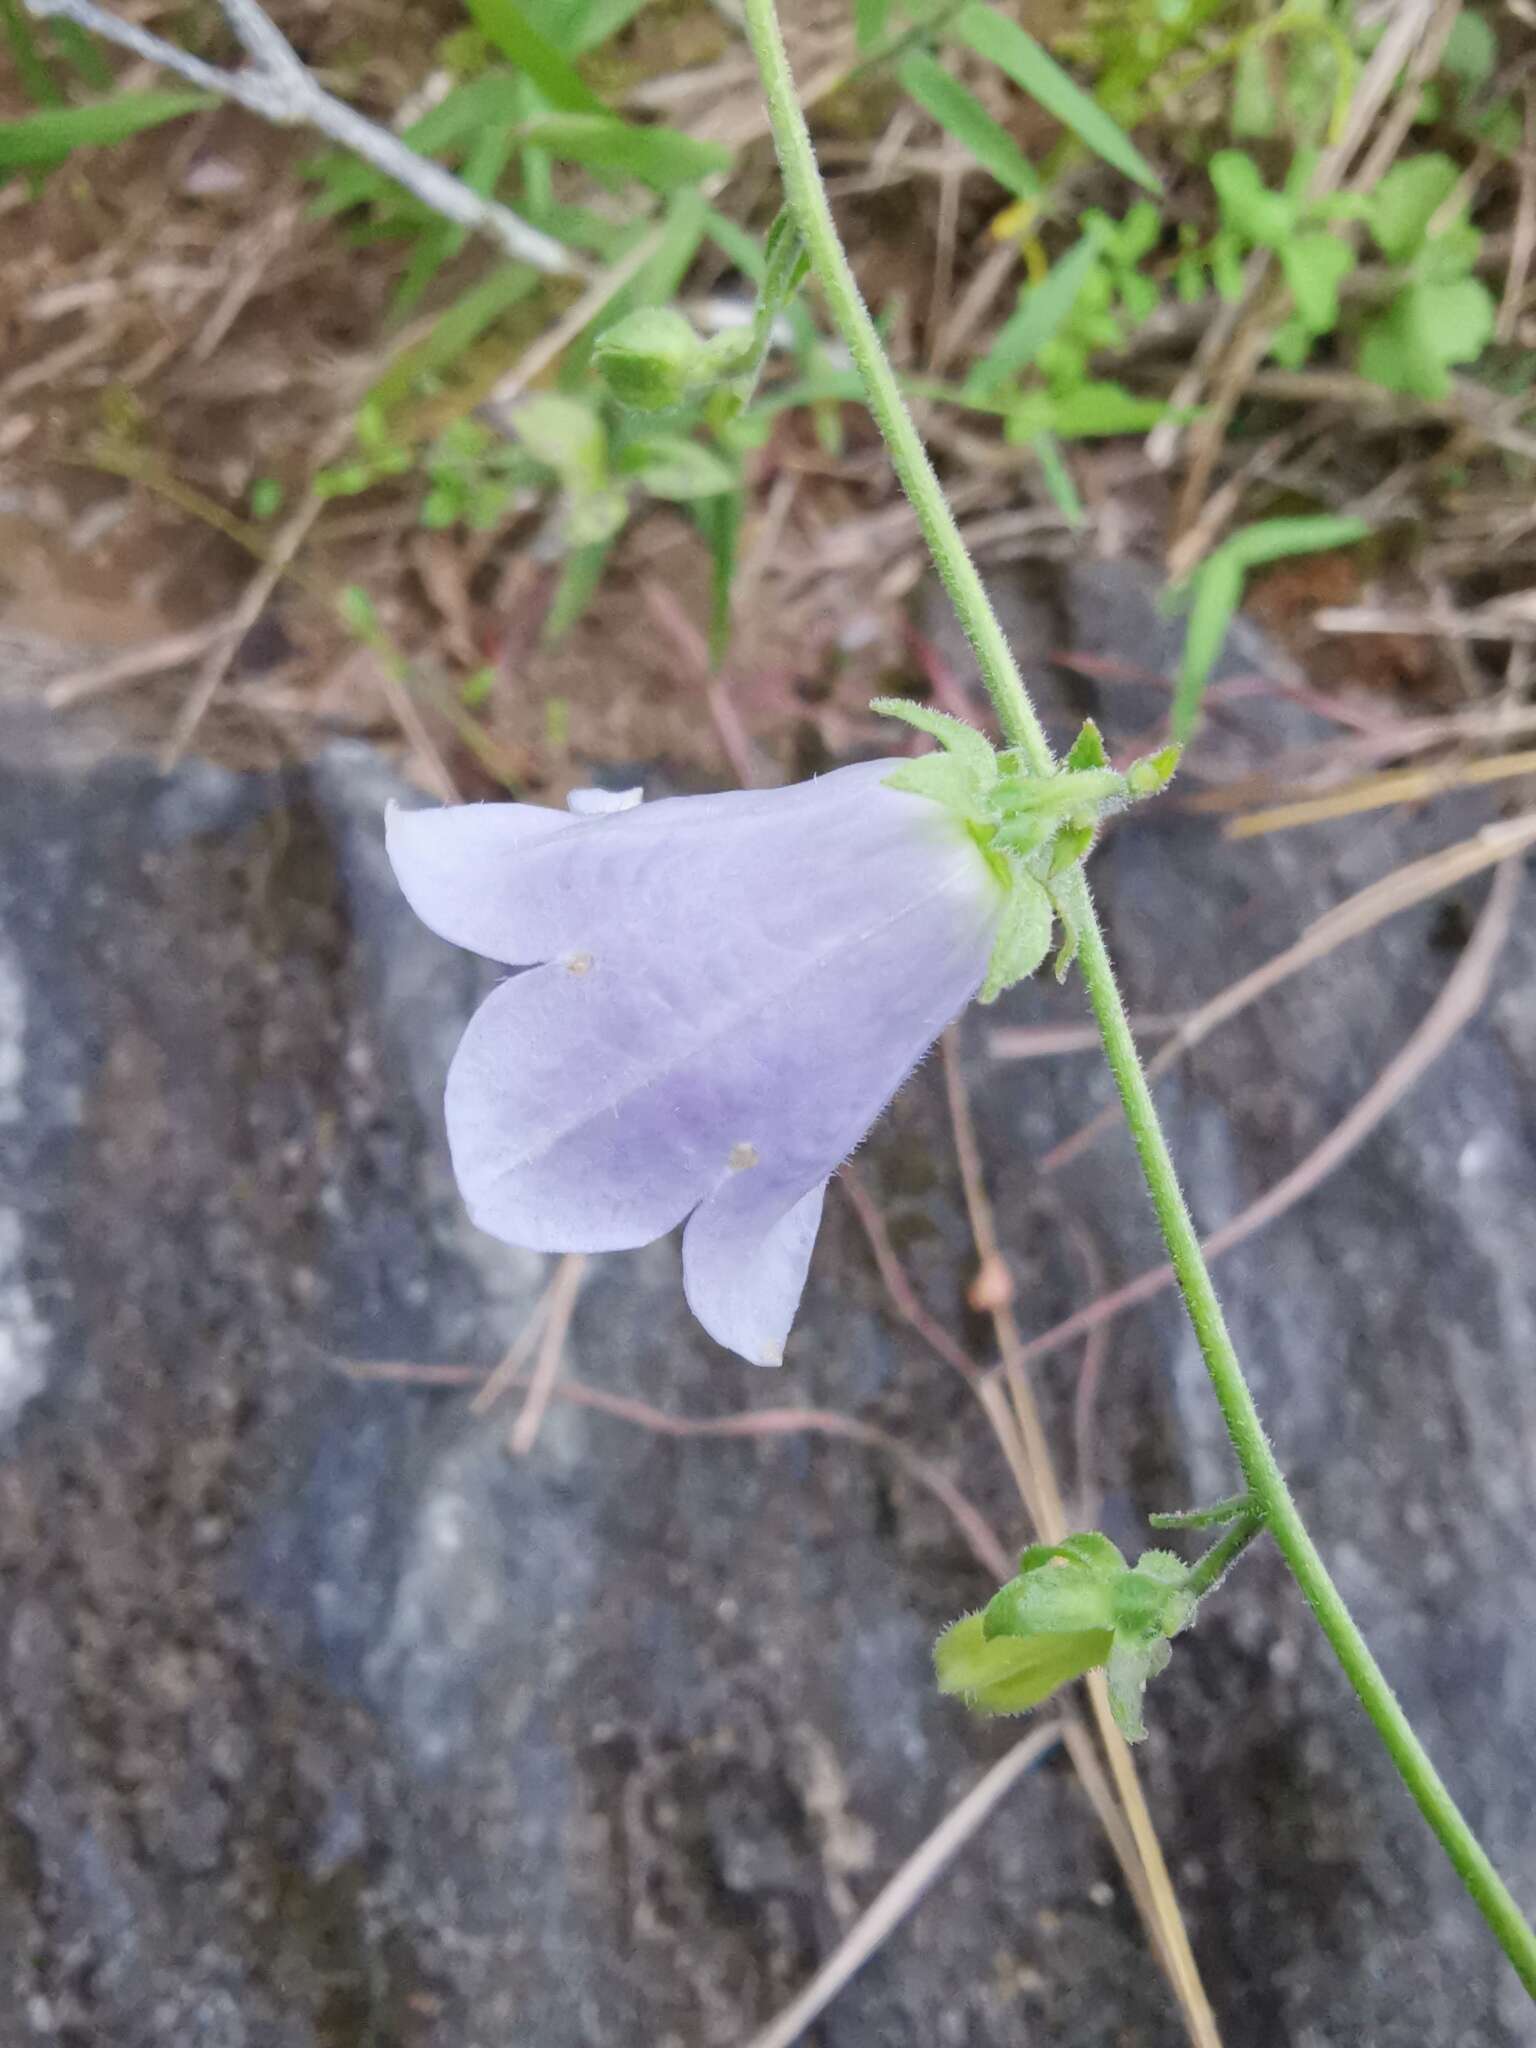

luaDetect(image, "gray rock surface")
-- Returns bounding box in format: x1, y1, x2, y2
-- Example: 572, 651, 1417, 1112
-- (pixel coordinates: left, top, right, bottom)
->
0, 567, 1532, 2048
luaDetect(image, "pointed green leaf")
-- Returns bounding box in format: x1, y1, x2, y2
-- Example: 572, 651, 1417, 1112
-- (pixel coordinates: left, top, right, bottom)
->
899, 50, 1040, 200
465, 0, 607, 112
616, 435, 735, 501
952, 4, 1160, 193
1065, 719, 1109, 772
517, 111, 730, 192
1046, 818, 1097, 876
1171, 552, 1244, 741
869, 697, 996, 779
1225, 514, 1370, 571
0, 89, 211, 166
966, 237, 1098, 396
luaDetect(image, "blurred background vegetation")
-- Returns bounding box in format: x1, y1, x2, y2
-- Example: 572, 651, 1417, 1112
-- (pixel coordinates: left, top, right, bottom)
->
2, 0, 1532, 804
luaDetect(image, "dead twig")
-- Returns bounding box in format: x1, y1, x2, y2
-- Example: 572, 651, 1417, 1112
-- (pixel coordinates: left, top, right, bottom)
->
508, 1253, 587, 1456
940, 1034, 1221, 2048
742, 1722, 1065, 2048
342, 1358, 1014, 1582
25, 0, 580, 277
44, 621, 239, 708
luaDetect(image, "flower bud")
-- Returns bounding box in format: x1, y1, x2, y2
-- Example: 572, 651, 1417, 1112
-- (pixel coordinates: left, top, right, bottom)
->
593, 307, 712, 413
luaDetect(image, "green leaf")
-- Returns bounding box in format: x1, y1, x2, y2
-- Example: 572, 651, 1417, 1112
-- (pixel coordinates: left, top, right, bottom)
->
46, 15, 110, 88
513, 393, 608, 486
868, 697, 997, 780
691, 489, 742, 665
465, 0, 608, 113
543, 537, 614, 642
952, 3, 1160, 193
1047, 379, 1171, 437
563, 486, 630, 549
855, 0, 892, 50
559, 0, 652, 54
1367, 153, 1462, 264
1279, 230, 1354, 333
934, 1612, 1112, 1717
1065, 719, 1109, 772
1, 0, 61, 107
1358, 278, 1495, 398
0, 89, 211, 166
967, 236, 1099, 395
617, 434, 736, 500
1029, 430, 1084, 525
1442, 12, 1497, 93
1171, 552, 1243, 741
1208, 149, 1292, 247
1224, 514, 1371, 570
898, 51, 1039, 199
980, 874, 1054, 1001
517, 111, 730, 191
1232, 38, 1274, 137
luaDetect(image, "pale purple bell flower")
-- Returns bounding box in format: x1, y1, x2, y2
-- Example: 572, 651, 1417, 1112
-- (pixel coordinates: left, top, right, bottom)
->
386, 760, 1005, 1366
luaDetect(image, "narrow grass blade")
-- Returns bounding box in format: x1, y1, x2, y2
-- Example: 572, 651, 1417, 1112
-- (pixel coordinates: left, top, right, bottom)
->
466, 0, 607, 114
518, 111, 730, 191
898, 50, 1039, 199
967, 235, 1096, 394
951, 3, 1160, 193
0, 89, 211, 166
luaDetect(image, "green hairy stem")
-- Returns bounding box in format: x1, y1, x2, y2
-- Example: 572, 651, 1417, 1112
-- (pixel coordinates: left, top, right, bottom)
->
740, 0, 1536, 2000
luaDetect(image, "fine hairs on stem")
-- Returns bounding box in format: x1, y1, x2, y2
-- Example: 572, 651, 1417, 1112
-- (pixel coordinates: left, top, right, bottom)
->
737, 0, 1536, 2003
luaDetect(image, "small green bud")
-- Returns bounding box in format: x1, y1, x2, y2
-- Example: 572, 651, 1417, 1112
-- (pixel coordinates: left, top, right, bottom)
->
594, 308, 712, 413
1127, 743, 1181, 796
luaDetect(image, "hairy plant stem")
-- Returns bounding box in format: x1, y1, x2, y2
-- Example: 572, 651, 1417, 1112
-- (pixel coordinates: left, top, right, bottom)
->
739, 0, 1536, 2001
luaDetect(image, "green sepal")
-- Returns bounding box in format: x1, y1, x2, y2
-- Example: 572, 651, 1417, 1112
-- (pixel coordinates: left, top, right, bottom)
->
1106, 1632, 1172, 1743
1113, 1555, 1198, 1641
1127, 743, 1181, 796
1065, 718, 1110, 772
883, 753, 985, 813
1049, 1531, 1127, 1574
980, 874, 1054, 1003
869, 696, 997, 783
983, 1562, 1118, 1640
935, 1612, 1113, 1717
1046, 818, 1097, 877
